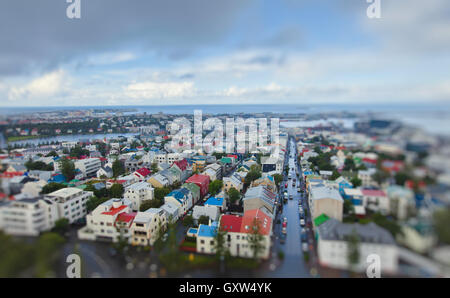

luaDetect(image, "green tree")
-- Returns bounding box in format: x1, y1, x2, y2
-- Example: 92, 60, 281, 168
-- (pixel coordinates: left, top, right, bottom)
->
350, 177, 362, 187
213, 229, 229, 262
86, 196, 109, 212
372, 170, 390, 186
183, 215, 194, 227
331, 170, 341, 180
247, 218, 265, 260
347, 229, 360, 274
198, 215, 210, 226
433, 208, 450, 244
273, 174, 283, 188
52, 218, 70, 236
41, 182, 67, 194
59, 158, 76, 182
154, 187, 171, 201
112, 158, 125, 178
394, 171, 411, 186
110, 183, 124, 198
208, 180, 223, 195
151, 162, 159, 174
228, 187, 240, 204
344, 157, 356, 171
70, 145, 89, 158
45, 151, 59, 157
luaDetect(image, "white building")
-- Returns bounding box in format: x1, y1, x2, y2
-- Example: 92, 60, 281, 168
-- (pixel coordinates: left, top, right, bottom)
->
309, 185, 343, 223
0, 197, 59, 236
45, 187, 93, 223
124, 182, 154, 212
130, 208, 167, 246
79, 198, 134, 242
317, 218, 398, 274
75, 158, 102, 178
358, 168, 377, 187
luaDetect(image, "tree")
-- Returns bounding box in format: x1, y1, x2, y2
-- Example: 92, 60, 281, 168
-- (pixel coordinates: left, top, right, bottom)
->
344, 157, 356, 171
347, 229, 360, 274
331, 170, 341, 180
151, 162, 159, 174
70, 145, 89, 158
182, 215, 194, 227
154, 187, 171, 201
372, 170, 390, 186
245, 169, 261, 186
350, 177, 362, 188
112, 158, 125, 178
433, 208, 450, 244
45, 151, 59, 157
52, 218, 69, 236
213, 229, 229, 263
25, 159, 53, 171
273, 174, 283, 188
86, 196, 109, 212
110, 183, 124, 198
247, 218, 265, 260
198, 215, 210, 226
394, 171, 411, 186
343, 199, 355, 215
228, 187, 240, 204
208, 180, 223, 195
140, 199, 164, 211
41, 182, 66, 194
59, 158, 76, 182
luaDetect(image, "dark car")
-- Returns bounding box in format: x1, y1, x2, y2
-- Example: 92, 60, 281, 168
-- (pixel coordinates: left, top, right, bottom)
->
280, 233, 286, 244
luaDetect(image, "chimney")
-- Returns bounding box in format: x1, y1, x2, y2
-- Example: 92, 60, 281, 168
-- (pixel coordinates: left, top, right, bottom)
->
112, 198, 122, 208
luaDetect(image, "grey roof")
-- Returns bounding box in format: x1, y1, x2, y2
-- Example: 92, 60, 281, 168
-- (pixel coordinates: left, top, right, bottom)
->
310, 186, 343, 202
317, 218, 396, 245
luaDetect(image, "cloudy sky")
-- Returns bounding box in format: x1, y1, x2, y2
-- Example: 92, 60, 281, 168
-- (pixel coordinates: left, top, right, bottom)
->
0, 0, 449, 107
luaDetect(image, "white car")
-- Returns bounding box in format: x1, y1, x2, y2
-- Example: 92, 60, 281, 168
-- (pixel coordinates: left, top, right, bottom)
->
283, 217, 288, 222
302, 242, 308, 252
282, 227, 287, 234
300, 218, 305, 226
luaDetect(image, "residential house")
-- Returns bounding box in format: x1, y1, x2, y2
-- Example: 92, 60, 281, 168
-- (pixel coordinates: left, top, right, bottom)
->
124, 182, 154, 212
185, 174, 210, 197
317, 218, 398, 274
309, 185, 343, 223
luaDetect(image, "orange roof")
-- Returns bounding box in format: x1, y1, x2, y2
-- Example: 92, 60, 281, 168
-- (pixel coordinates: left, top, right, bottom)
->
240, 209, 272, 235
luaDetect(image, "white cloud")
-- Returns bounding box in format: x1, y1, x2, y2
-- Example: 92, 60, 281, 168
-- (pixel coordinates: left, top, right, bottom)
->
7, 69, 68, 101
124, 81, 195, 99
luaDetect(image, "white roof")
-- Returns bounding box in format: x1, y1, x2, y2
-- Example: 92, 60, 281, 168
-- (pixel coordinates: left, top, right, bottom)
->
343, 188, 363, 196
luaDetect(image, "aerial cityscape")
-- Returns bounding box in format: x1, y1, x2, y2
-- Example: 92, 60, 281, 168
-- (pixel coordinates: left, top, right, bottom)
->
0, 0, 449, 285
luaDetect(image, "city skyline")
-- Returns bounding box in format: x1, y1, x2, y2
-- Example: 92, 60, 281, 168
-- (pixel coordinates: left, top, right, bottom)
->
0, 0, 449, 107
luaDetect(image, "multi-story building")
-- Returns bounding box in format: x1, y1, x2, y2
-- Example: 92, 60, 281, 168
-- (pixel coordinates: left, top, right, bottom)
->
124, 181, 154, 212
75, 158, 102, 178
45, 187, 93, 223
130, 208, 167, 246
317, 218, 398, 274
309, 185, 343, 224
0, 197, 59, 236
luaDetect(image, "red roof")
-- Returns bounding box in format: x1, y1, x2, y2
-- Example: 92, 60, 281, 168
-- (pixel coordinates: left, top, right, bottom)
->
0, 172, 24, 178
361, 189, 386, 197
241, 209, 272, 235
186, 174, 210, 185
135, 167, 151, 177
102, 205, 127, 216
362, 158, 377, 164
220, 215, 243, 233
116, 212, 137, 223
173, 159, 188, 171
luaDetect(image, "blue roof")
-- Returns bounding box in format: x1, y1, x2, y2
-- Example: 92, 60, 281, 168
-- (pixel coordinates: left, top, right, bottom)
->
205, 197, 224, 206
188, 228, 198, 234
197, 224, 217, 238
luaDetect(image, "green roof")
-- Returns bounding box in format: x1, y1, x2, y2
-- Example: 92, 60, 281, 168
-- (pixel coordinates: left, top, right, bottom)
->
220, 157, 233, 164
314, 214, 330, 226
76, 185, 87, 190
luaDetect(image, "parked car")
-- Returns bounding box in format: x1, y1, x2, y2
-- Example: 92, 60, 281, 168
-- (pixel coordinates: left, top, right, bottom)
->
280, 233, 286, 244
300, 218, 305, 226
282, 227, 287, 234
302, 242, 308, 252
282, 221, 287, 228
289, 194, 293, 200
283, 217, 288, 222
